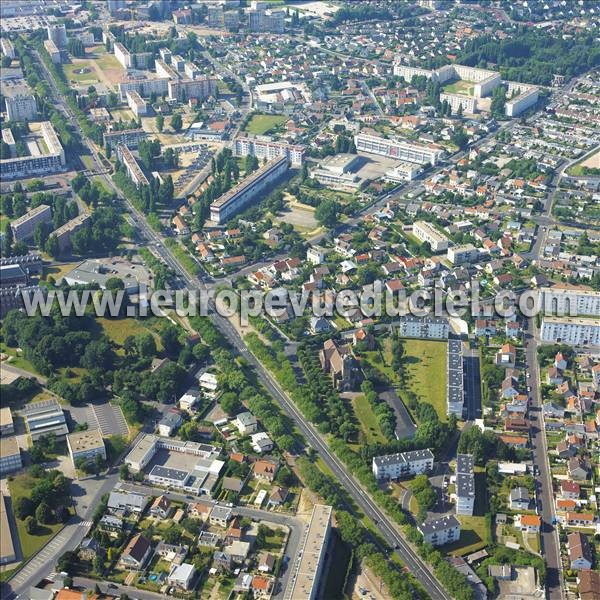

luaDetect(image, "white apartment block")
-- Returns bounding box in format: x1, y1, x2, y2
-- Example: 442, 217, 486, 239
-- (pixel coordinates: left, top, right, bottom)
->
1, 38, 16, 59
47, 23, 67, 48
447, 339, 464, 418
103, 128, 147, 149
455, 454, 475, 516
43, 38, 61, 64
155, 58, 180, 80
114, 42, 131, 69
354, 132, 443, 166
397, 316, 449, 339
540, 287, 600, 317
413, 220, 450, 252
10, 204, 52, 241
126, 90, 147, 117
234, 135, 305, 166
540, 317, 600, 347
67, 429, 106, 468
418, 515, 461, 547
372, 449, 434, 480
210, 155, 289, 224
448, 243, 479, 265
117, 144, 149, 188
167, 76, 217, 102
118, 77, 169, 102
286, 504, 332, 600
5, 93, 37, 122
440, 92, 476, 114
505, 82, 539, 117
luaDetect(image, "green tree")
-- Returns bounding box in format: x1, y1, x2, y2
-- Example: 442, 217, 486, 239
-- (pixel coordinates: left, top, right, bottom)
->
25, 516, 37, 534
170, 113, 182, 132
314, 199, 340, 228
35, 501, 52, 524
156, 114, 164, 132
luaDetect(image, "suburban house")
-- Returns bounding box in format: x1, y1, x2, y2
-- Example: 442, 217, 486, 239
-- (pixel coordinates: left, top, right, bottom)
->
518, 514, 541, 533
120, 534, 152, 569
509, 487, 530, 511
567, 532, 593, 570
150, 495, 172, 519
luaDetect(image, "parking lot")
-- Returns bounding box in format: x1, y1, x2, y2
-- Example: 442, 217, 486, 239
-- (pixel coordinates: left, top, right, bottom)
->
92, 402, 129, 437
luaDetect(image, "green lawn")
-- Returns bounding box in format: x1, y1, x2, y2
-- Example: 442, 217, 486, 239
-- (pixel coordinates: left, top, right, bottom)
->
446, 515, 490, 556
64, 62, 99, 84
352, 394, 387, 444
96, 317, 162, 350
95, 53, 123, 71
0, 343, 41, 377
399, 338, 447, 421
7, 474, 65, 562
442, 79, 475, 96
243, 113, 286, 135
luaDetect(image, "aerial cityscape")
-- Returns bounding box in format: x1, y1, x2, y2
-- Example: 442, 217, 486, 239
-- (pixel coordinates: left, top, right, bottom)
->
0, 1, 599, 600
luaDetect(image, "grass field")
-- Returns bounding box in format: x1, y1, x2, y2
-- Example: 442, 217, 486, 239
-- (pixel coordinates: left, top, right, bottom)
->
64, 61, 99, 84
399, 338, 447, 421
352, 395, 387, 444
95, 52, 122, 71
7, 474, 65, 564
0, 213, 10, 232
447, 515, 491, 556
442, 79, 475, 96
96, 317, 162, 350
243, 113, 286, 135
567, 149, 600, 176
0, 343, 40, 377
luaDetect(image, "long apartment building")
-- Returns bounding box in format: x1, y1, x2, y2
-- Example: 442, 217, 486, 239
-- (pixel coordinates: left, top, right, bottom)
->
53, 212, 92, 253
155, 58, 217, 102
114, 41, 131, 69
447, 339, 464, 417
372, 448, 434, 480
540, 317, 600, 347
1, 121, 66, 179
540, 287, 600, 317
117, 144, 149, 188
126, 90, 147, 117
210, 155, 289, 224
103, 127, 147, 149
397, 316, 449, 339
455, 453, 475, 516
413, 220, 450, 252
354, 132, 444, 166
234, 134, 305, 167
11, 204, 52, 241
118, 76, 169, 102
284, 504, 332, 600
1, 38, 16, 59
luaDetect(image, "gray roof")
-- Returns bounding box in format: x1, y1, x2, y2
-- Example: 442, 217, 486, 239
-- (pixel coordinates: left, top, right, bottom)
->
509, 486, 529, 501
456, 454, 474, 474
456, 473, 475, 498
419, 515, 460, 535
108, 491, 148, 510
150, 465, 188, 482
373, 448, 434, 468
210, 505, 232, 521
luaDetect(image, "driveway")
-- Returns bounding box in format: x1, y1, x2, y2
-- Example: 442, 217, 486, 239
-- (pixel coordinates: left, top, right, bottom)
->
379, 389, 416, 439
